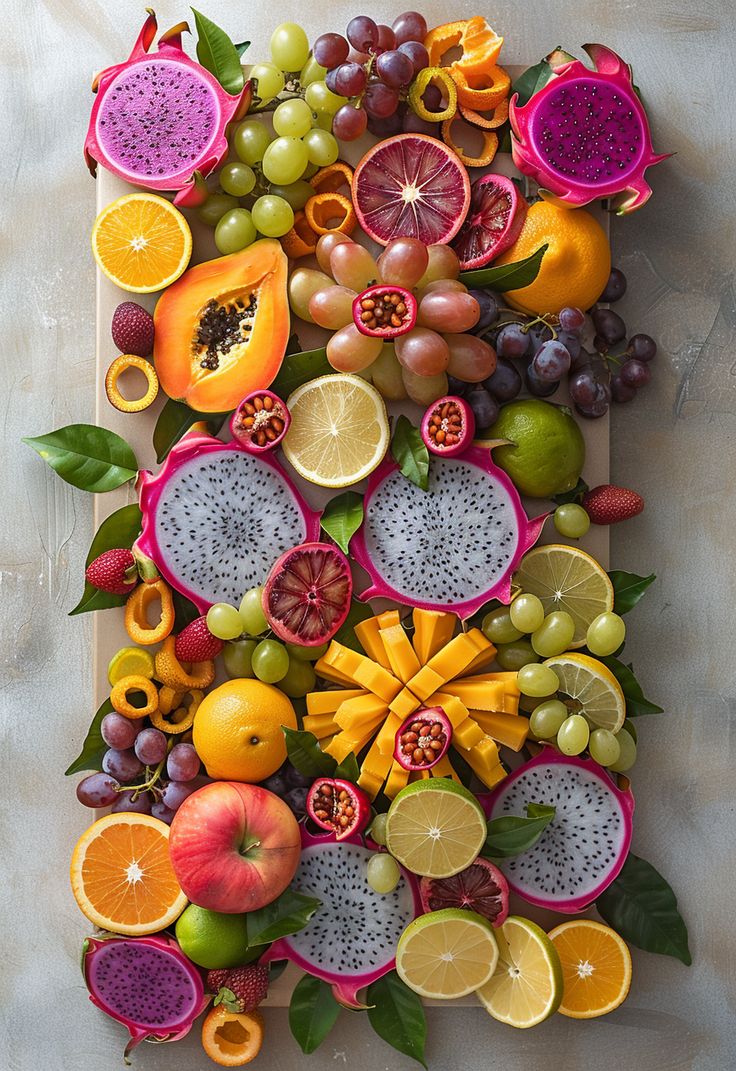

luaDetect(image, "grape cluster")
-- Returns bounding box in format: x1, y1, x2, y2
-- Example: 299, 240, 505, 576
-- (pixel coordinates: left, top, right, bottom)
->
261, 761, 313, 818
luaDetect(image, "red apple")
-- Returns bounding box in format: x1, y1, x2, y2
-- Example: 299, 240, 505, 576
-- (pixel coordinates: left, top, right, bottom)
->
169, 781, 301, 913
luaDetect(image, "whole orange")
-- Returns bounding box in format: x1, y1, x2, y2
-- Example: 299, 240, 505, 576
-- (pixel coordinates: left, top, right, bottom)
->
193, 678, 297, 782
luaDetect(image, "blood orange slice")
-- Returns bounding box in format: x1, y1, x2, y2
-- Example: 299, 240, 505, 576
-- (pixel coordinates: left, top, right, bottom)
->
353, 134, 471, 246
451, 173, 527, 270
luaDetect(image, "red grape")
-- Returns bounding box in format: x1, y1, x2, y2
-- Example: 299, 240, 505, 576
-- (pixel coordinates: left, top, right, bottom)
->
484, 356, 522, 401
375, 49, 414, 88
103, 748, 144, 783
599, 268, 627, 303
592, 307, 626, 345
398, 40, 429, 74
347, 15, 378, 52
313, 33, 349, 68
332, 104, 368, 140
376, 24, 397, 51
364, 81, 399, 118
334, 62, 367, 96
76, 773, 121, 808
445, 334, 496, 382
377, 237, 428, 289
134, 728, 168, 765
395, 328, 450, 376
620, 358, 651, 388
167, 743, 201, 783
392, 11, 428, 45
533, 340, 572, 381
418, 291, 481, 333
628, 333, 657, 362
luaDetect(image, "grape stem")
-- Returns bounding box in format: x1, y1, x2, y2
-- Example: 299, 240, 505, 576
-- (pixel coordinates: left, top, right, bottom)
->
115, 738, 175, 800
520, 314, 558, 340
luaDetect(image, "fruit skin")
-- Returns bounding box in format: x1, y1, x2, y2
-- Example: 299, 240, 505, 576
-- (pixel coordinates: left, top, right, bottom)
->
206, 964, 270, 1013
169, 781, 302, 913
85, 548, 138, 595
306, 777, 371, 840
111, 302, 155, 356
509, 44, 670, 214
175, 616, 224, 662
420, 396, 476, 458
419, 857, 509, 926
153, 242, 290, 413
487, 398, 585, 499
582, 484, 644, 524
451, 173, 527, 270
229, 390, 291, 453
262, 542, 353, 646
83, 12, 251, 206
353, 284, 418, 338
393, 707, 452, 771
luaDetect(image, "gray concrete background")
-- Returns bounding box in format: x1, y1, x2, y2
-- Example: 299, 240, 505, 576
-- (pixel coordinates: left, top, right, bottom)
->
1, 1, 734, 1068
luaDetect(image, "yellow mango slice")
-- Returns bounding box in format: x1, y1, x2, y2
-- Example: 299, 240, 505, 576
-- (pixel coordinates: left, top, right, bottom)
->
323, 719, 377, 763
442, 679, 507, 710
354, 610, 400, 667
359, 734, 395, 780
465, 736, 506, 788
334, 695, 387, 733
469, 710, 530, 751
429, 754, 460, 780
376, 712, 403, 755
452, 716, 486, 750
306, 688, 366, 716
425, 692, 471, 728
379, 624, 421, 683
406, 631, 490, 700
302, 712, 339, 739
357, 768, 385, 799
412, 608, 457, 664
384, 760, 411, 799
318, 641, 402, 702
388, 686, 422, 719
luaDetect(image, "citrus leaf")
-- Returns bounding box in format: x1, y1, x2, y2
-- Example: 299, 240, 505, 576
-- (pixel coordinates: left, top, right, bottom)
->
609, 570, 656, 615
367, 971, 427, 1068
333, 599, 374, 652
458, 244, 548, 291
246, 888, 321, 946
23, 424, 138, 493
191, 8, 244, 95
511, 54, 556, 107
271, 347, 331, 398
283, 726, 337, 777
333, 751, 360, 784
596, 853, 691, 965
153, 398, 228, 464
289, 975, 341, 1055
65, 698, 113, 775
320, 491, 364, 555
599, 656, 663, 717
482, 803, 556, 858
69, 503, 143, 616
391, 414, 429, 491
552, 477, 588, 506
234, 40, 250, 58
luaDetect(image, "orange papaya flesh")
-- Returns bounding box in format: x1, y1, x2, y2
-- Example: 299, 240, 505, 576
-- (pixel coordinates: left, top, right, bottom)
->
153, 239, 289, 413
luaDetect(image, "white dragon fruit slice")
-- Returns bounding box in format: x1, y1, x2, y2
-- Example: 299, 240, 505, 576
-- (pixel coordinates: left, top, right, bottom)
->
350, 446, 547, 619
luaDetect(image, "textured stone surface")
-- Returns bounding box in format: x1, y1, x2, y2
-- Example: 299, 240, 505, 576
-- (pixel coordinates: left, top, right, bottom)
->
2, 1, 735, 1068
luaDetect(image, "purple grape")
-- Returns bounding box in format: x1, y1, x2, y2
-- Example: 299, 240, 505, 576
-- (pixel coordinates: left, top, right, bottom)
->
285, 785, 309, 817
572, 376, 611, 416
593, 333, 610, 355
313, 33, 349, 68
111, 790, 152, 815
468, 290, 499, 330
576, 397, 610, 419
332, 104, 368, 140
160, 780, 197, 811
620, 358, 651, 388
592, 307, 626, 345
134, 727, 168, 766
570, 348, 593, 373
347, 15, 378, 52
363, 81, 399, 118
76, 772, 121, 808
556, 329, 581, 360
103, 747, 144, 783
484, 357, 522, 402
262, 771, 289, 796
333, 62, 367, 96
420, 83, 443, 113
628, 333, 657, 362
286, 764, 312, 788
496, 323, 530, 359
558, 306, 585, 331
569, 371, 598, 406
151, 801, 176, 825
375, 24, 397, 51
391, 11, 428, 45
611, 373, 637, 403
599, 268, 627, 303
166, 742, 201, 782
527, 322, 554, 350
398, 40, 429, 74
368, 109, 405, 137
101, 712, 139, 750
324, 67, 341, 93
466, 386, 499, 430
525, 363, 559, 397
533, 340, 572, 382
375, 49, 414, 88
401, 110, 436, 135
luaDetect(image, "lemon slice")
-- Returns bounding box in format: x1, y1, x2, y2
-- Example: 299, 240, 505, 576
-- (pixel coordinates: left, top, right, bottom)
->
385, 779, 488, 879
548, 919, 632, 1019
107, 646, 156, 687
92, 192, 192, 293
543, 651, 626, 732
476, 916, 563, 1028
396, 908, 499, 999
513, 544, 613, 647
283, 374, 389, 488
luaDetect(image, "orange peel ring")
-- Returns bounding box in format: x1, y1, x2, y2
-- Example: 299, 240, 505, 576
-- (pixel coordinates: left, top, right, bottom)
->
280, 210, 318, 258
449, 65, 511, 111
105, 354, 159, 413
309, 161, 354, 196
150, 687, 203, 733
407, 67, 457, 123
304, 193, 357, 237
459, 98, 509, 130
124, 578, 175, 646
425, 17, 503, 74
441, 115, 499, 168
110, 675, 159, 719
154, 635, 216, 690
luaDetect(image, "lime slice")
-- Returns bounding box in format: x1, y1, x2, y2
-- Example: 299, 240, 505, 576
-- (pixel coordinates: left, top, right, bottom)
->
283, 374, 389, 488
476, 916, 563, 1028
107, 646, 156, 687
543, 652, 626, 733
385, 779, 487, 879
513, 545, 613, 647
396, 908, 499, 999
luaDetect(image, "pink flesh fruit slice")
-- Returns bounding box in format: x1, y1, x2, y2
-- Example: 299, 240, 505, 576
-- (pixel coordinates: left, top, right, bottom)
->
262, 542, 353, 646
451, 173, 527, 270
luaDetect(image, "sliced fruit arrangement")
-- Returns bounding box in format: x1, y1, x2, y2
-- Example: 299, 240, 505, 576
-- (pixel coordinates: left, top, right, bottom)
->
476, 916, 563, 1028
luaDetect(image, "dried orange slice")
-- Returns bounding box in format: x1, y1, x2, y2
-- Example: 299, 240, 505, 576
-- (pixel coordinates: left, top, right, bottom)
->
201, 1006, 264, 1066
69, 813, 187, 935
105, 354, 159, 412
309, 161, 354, 195
304, 192, 357, 237
91, 192, 192, 293
280, 211, 318, 258
441, 115, 499, 168
459, 98, 509, 129
548, 919, 632, 1019
450, 65, 511, 111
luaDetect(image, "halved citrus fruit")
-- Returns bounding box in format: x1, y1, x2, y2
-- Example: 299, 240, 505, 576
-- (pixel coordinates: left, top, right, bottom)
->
513, 544, 614, 647
107, 645, 156, 687
476, 915, 563, 1028
201, 1006, 264, 1066
548, 919, 632, 1019
543, 652, 626, 733
283, 374, 389, 488
92, 192, 192, 293
396, 908, 499, 999
70, 812, 187, 935
385, 779, 488, 878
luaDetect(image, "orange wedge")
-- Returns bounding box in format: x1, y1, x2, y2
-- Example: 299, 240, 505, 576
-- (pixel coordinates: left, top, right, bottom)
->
548, 919, 632, 1019
70, 812, 187, 935
201, 1006, 264, 1066
92, 192, 192, 293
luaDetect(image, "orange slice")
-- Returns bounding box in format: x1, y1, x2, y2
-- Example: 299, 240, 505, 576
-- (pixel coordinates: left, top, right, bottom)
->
92, 192, 192, 293
69, 813, 187, 935
548, 919, 632, 1019
201, 1006, 264, 1066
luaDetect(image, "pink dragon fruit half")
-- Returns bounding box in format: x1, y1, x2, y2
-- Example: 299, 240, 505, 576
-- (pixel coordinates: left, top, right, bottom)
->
510, 44, 671, 214
84, 11, 251, 207
350, 446, 547, 619
81, 934, 208, 1060
260, 825, 421, 1008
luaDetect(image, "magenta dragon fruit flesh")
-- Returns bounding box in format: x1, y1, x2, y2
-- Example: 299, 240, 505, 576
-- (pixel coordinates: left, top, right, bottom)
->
510, 44, 671, 214
485, 749, 634, 913
260, 826, 421, 1008
84, 12, 251, 207
350, 446, 547, 619
135, 432, 321, 612
81, 934, 207, 1060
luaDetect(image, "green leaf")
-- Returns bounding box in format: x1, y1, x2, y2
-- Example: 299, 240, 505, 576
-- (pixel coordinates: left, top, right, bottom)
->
599, 656, 663, 717
271, 347, 331, 398
552, 477, 588, 506
391, 415, 429, 491
191, 9, 244, 95
367, 972, 427, 1068
69, 503, 143, 616
596, 853, 691, 965
333, 599, 374, 652
609, 570, 656, 615
172, 589, 201, 632
458, 244, 548, 292
289, 975, 341, 1055
23, 424, 138, 493
320, 492, 364, 555
511, 54, 557, 107
283, 726, 337, 777
482, 803, 555, 858
152, 398, 229, 464
246, 888, 321, 946
234, 40, 250, 58
65, 698, 113, 775
333, 751, 360, 784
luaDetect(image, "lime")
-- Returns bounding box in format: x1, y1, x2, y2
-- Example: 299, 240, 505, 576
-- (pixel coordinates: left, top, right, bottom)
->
107, 646, 156, 687
396, 908, 499, 999
385, 779, 487, 879
487, 399, 585, 499
175, 904, 253, 969
476, 916, 563, 1028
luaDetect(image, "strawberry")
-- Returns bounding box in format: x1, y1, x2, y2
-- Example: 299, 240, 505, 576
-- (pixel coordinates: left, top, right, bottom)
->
175, 616, 224, 662
206, 969, 231, 994
85, 548, 138, 594
582, 484, 644, 525
111, 301, 155, 357
209, 965, 269, 1013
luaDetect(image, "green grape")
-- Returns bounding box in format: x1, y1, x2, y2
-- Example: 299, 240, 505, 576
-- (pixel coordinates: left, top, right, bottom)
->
517, 663, 561, 698
588, 728, 621, 767
206, 603, 244, 641
261, 136, 310, 185
301, 55, 328, 87
233, 119, 272, 165
270, 23, 310, 73
277, 657, 317, 698
509, 593, 545, 633
220, 161, 257, 197
214, 209, 257, 255
495, 640, 539, 672
251, 195, 295, 238
268, 180, 314, 210
610, 729, 637, 772
250, 62, 285, 103
285, 641, 329, 662
252, 639, 289, 683
554, 503, 591, 539
223, 638, 258, 679
369, 813, 388, 846
305, 80, 347, 115
556, 714, 590, 755
531, 611, 576, 657
197, 192, 238, 227
303, 128, 339, 167
273, 98, 314, 138
529, 699, 569, 739
586, 612, 626, 657
619, 719, 637, 743
301, 161, 320, 179
481, 606, 523, 645
239, 587, 268, 636
312, 110, 335, 132
366, 853, 401, 894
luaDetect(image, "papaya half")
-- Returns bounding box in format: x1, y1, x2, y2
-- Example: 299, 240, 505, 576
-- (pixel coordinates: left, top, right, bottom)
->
153, 239, 289, 413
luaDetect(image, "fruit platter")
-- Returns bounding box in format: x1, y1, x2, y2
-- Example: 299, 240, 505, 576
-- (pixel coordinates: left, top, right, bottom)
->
25, 8, 692, 1066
